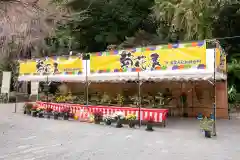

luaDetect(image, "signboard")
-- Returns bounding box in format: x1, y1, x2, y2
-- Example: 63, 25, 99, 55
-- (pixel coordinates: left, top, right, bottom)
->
90, 41, 206, 73
90, 49, 142, 73
31, 82, 39, 95
1, 72, 11, 94
19, 56, 83, 75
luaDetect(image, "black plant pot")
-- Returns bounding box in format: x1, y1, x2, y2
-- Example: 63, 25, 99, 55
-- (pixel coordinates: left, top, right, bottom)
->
32, 111, 37, 117
146, 123, 154, 131
47, 114, 51, 119
63, 115, 69, 120
54, 114, 59, 120
69, 113, 74, 119
105, 120, 111, 125
94, 116, 102, 124
94, 120, 101, 124
26, 110, 31, 115
129, 121, 135, 128
45, 112, 52, 119
204, 130, 211, 138
38, 112, 44, 118
116, 119, 123, 128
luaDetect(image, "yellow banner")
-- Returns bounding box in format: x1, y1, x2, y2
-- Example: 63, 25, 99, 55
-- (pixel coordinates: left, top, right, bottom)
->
90, 50, 142, 73
215, 48, 226, 73
19, 56, 83, 75
143, 46, 206, 70
90, 42, 206, 73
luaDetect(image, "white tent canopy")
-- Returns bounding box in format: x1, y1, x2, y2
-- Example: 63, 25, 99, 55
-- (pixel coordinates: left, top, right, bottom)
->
18, 70, 226, 82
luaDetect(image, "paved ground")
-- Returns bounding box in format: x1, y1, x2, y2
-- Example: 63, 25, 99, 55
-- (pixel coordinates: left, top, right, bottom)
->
0, 105, 240, 160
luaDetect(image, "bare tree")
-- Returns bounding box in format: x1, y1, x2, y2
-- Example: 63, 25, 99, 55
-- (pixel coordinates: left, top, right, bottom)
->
0, 0, 69, 90
0, 0, 71, 58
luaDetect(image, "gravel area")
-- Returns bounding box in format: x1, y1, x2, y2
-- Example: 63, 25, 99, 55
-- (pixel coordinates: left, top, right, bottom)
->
0, 104, 240, 160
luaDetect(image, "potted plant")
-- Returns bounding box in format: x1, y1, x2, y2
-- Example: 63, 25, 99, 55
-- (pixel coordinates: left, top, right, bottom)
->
65, 92, 73, 103
130, 95, 139, 107
200, 117, 214, 138
45, 108, 53, 119
126, 114, 137, 128
56, 95, 67, 103
100, 92, 111, 105
103, 114, 113, 125
93, 110, 103, 124
61, 107, 70, 120
53, 110, 59, 120
145, 117, 154, 131
113, 112, 125, 128
116, 94, 124, 106
37, 107, 44, 118
24, 103, 33, 115
31, 106, 38, 117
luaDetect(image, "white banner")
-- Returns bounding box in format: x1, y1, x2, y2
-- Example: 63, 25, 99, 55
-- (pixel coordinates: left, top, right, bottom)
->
1, 72, 11, 94
31, 82, 39, 95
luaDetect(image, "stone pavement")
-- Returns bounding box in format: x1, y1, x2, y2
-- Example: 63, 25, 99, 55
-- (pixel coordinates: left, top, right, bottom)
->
0, 104, 240, 160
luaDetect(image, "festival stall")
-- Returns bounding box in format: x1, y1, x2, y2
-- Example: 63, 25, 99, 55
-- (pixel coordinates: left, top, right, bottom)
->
18, 40, 228, 124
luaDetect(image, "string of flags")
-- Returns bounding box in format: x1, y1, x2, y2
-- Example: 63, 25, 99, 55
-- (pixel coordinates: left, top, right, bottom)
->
18, 41, 205, 62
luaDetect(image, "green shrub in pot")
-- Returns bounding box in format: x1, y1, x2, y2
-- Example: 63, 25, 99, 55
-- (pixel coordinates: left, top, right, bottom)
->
126, 114, 137, 128
200, 117, 214, 138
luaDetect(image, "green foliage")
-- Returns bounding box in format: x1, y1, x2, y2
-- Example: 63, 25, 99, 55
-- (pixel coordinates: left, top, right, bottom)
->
200, 117, 214, 132
118, 30, 165, 49
45, 25, 80, 54
153, 0, 222, 40
227, 59, 240, 92
45, 1, 89, 54
228, 85, 237, 104
126, 114, 137, 121
228, 59, 240, 76
213, 3, 240, 56
48, 0, 240, 54
49, 0, 155, 52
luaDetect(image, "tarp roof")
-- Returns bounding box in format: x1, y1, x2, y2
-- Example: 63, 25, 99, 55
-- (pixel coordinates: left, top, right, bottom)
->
18, 70, 226, 82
